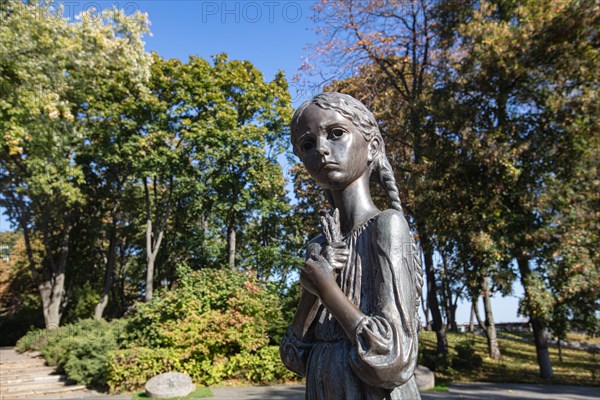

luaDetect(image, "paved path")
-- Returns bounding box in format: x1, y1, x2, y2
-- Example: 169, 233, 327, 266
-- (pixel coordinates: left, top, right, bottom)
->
3, 344, 596, 400
438, 382, 599, 400
210, 382, 600, 400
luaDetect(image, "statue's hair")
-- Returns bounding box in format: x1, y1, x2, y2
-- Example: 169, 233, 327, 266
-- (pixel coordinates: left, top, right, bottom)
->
291, 91, 403, 213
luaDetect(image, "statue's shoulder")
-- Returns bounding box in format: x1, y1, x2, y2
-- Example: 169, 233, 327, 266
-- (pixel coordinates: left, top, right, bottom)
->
373, 209, 411, 241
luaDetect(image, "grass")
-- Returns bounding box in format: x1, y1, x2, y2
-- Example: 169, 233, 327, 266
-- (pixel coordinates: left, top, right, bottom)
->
131, 387, 212, 399
423, 382, 449, 392
566, 332, 600, 345
419, 330, 599, 386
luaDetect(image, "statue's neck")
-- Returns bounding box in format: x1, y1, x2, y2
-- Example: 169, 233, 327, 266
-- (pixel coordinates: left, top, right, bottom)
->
330, 172, 379, 236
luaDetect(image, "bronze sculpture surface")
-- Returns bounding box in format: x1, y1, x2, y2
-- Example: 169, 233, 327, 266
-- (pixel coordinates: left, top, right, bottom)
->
280, 92, 423, 399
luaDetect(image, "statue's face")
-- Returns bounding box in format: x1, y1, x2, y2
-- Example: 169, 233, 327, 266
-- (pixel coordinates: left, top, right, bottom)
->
294, 104, 369, 190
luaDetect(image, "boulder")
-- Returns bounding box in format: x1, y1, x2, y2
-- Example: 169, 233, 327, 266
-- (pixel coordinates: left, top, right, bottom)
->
414, 364, 435, 391
144, 372, 195, 399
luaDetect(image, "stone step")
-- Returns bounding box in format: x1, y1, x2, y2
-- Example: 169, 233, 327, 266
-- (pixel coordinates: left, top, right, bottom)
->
0, 348, 88, 400
0, 366, 58, 378
0, 359, 47, 369
1, 374, 65, 386
1, 378, 70, 394
0, 384, 86, 399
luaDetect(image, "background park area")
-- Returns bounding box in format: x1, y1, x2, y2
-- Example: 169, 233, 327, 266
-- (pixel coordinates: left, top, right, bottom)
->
0, 0, 598, 398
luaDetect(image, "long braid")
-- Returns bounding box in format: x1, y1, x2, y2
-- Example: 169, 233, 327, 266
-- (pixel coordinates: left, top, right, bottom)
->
374, 153, 403, 213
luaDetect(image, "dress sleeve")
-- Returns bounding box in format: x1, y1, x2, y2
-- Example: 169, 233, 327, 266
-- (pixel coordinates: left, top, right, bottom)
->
349, 209, 421, 389
280, 325, 312, 377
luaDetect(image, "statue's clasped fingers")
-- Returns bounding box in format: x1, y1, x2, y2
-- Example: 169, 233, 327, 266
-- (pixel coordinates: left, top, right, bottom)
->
321, 243, 349, 272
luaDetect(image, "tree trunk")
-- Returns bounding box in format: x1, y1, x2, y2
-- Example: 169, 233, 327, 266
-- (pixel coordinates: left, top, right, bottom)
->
144, 178, 165, 303
94, 217, 117, 320
420, 228, 448, 354
557, 338, 563, 363
144, 179, 155, 303
473, 297, 484, 332
469, 302, 475, 333
440, 251, 451, 330
145, 231, 156, 303
448, 302, 458, 332
517, 256, 553, 379
228, 225, 236, 270
39, 221, 71, 329
421, 291, 431, 331
39, 274, 64, 330
530, 317, 553, 379
481, 277, 501, 359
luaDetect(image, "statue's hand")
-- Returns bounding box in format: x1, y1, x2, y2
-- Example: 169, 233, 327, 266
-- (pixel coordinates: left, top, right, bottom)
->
321, 241, 349, 272
300, 255, 336, 297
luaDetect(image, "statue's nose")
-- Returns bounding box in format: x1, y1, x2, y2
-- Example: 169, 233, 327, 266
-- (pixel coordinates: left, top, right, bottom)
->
315, 136, 330, 157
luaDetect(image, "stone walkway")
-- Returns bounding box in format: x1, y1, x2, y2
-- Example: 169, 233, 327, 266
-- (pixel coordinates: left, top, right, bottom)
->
426, 382, 599, 400
210, 382, 600, 400
3, 347, 597, 400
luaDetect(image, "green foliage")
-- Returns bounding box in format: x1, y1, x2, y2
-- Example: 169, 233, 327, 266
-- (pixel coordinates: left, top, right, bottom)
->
419, 337, 484, 373
63, 282, 101, 323
1, 0, 298, 328
227, 346, 297, 383
452, 341, 483, 371
123, 267, 283, 350
16, 327, 51, 353
107, 347, 185, 392
108, 267, 293, 392
420, 330, 599, 385
419, 348, 454, 374
0, 0, 152, 327
16, 319, 125, 388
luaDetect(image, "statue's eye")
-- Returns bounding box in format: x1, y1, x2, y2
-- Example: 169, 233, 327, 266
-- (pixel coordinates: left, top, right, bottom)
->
330, 128, 346, 138
300, 139, 315, 152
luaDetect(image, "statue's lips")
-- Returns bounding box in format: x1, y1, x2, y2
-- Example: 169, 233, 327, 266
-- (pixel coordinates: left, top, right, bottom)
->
319, 162, 339, 171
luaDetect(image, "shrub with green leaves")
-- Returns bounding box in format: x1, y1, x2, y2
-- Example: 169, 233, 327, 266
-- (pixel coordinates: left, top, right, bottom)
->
227, 346, 297, 383
452, 341, 483, 371
16, 319, 125, 388
107, 347, 185, 392
109, 267, 292, 391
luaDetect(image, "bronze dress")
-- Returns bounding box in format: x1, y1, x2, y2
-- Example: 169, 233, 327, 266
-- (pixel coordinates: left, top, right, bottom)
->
281, 209, 421, 400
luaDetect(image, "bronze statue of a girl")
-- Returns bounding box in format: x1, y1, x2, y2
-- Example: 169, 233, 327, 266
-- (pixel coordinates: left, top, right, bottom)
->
280, 92, 423, 399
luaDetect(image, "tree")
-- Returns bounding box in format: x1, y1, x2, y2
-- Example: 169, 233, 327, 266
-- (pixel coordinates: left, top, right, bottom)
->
1, 1, 299, 329
133, 52, 295, 300
433, 0, 599, 378
0, 0, 151, 327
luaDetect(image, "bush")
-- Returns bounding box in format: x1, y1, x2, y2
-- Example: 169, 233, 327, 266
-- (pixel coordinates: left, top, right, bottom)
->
452, 341, 483, 371
19, 268, 297, 392
16, 327, 52, 353
420, 348, 454, 373
16, 319, 125, 389
107, 347, 185, 392
227, 346, 297, 383
107, 267, 294, 392
122, 267, 284, 352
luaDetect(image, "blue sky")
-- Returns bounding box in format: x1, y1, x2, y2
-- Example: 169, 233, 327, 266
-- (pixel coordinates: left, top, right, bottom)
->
1, 0, 525, 323
133, 0, 322, 103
